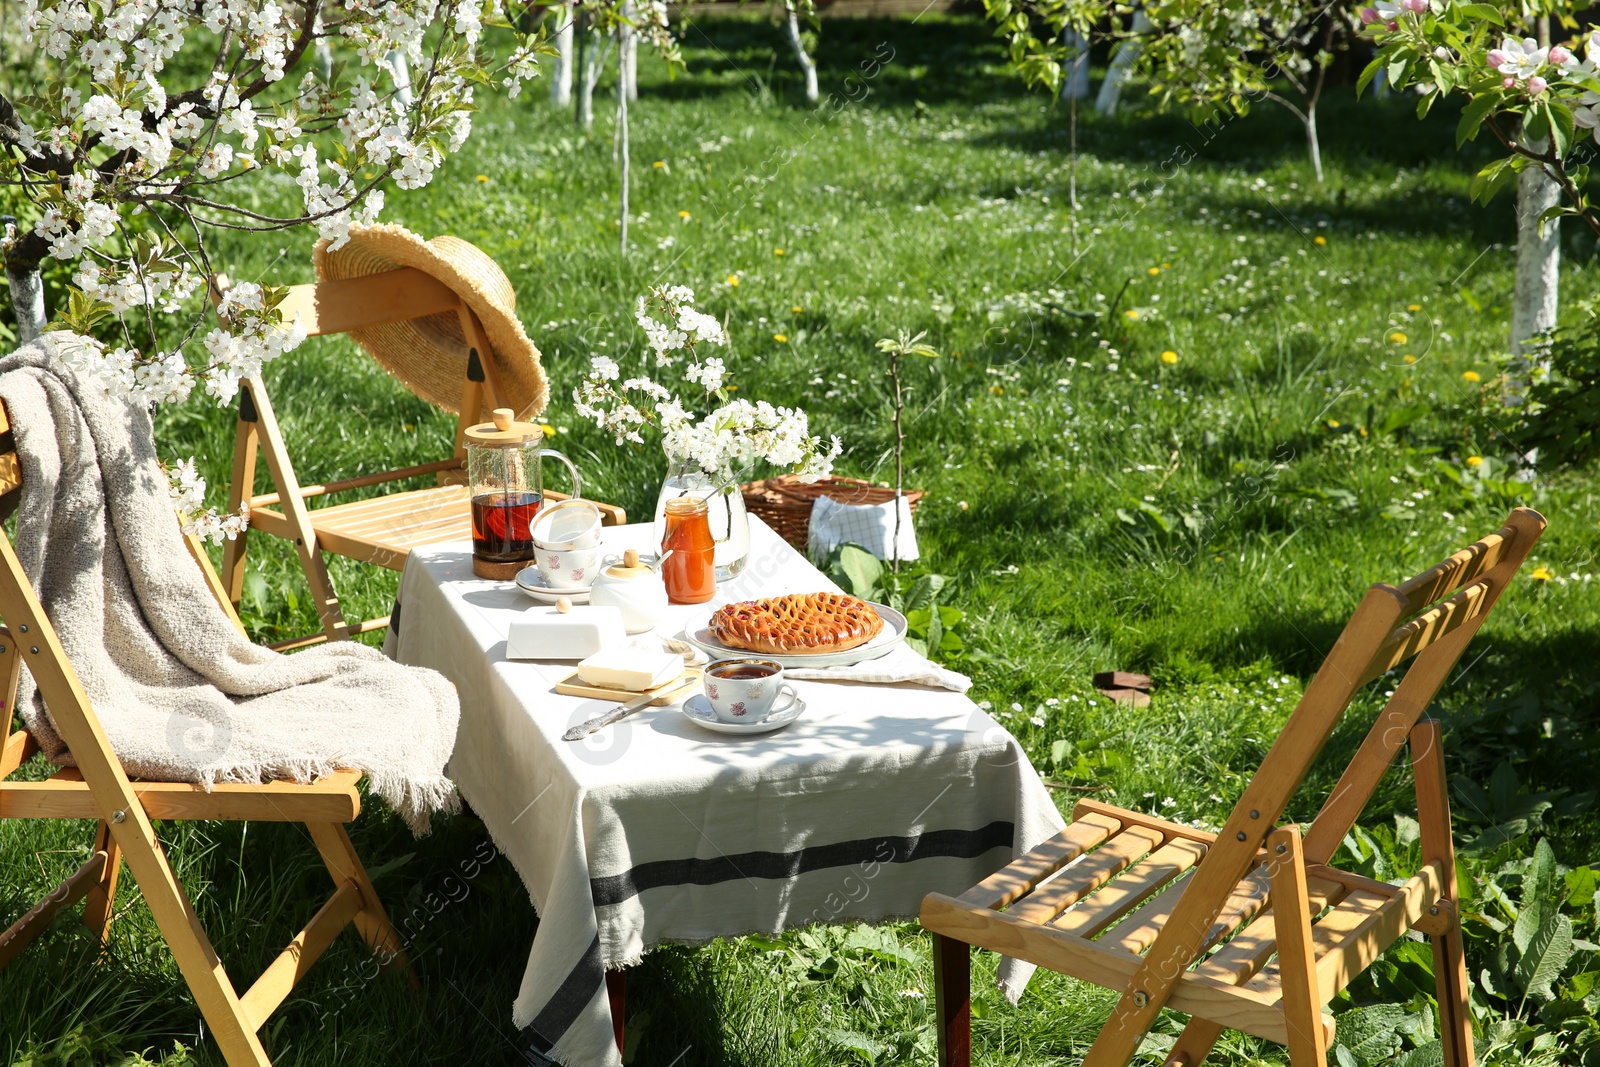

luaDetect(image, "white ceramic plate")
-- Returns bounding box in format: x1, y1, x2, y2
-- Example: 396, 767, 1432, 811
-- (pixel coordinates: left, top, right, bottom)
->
681, 692, 806, 735
514, 567, 592, 604
678, 601, 906, 669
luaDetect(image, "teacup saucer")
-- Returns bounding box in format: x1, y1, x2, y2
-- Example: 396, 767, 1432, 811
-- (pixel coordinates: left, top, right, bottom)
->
514, 567, 592, 604
681, 693, 805, 735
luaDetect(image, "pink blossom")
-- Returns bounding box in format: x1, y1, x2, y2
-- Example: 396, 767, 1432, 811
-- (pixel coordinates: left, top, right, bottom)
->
1550, 46, 1572, 65
1360, 7, 1378, 23
1529, 75, 1549, 94
1401, 0, 1428, 13
1503, 75, 1517, 89
1387, 20, 1399, 30
1487, 49, 1507, 68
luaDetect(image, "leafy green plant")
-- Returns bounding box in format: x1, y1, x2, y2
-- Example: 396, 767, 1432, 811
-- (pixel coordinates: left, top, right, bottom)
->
1505, 298, 1600, 469
826, 543, 964, 660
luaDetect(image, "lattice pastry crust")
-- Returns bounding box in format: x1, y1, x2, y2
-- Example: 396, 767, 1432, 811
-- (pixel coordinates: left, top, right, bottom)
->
709, 593, 885, 654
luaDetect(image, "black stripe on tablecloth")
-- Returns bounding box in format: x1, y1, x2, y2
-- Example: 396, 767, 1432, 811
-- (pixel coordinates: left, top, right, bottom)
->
523, 933, 605, 1058
589, 821, 1015, 908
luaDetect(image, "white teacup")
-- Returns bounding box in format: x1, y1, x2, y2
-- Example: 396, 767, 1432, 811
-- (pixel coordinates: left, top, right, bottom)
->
531, 499, 603, 551
703, 658, 800, 724
536, 544, 602, 589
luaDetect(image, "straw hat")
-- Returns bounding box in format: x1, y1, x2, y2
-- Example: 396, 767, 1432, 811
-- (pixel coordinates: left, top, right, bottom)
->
312, 223, 548, 418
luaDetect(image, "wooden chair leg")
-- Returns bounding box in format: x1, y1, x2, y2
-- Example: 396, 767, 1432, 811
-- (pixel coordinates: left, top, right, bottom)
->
305, 822, 417, 987
1266, 827, 1328, 1067
80, 820, 122, 946
1412, 719, 1474, 1067
932, 932, 971, 1067
606, 968, 626, 1055
111, 819, 272, 1066
221, 408, 259, 610
1165, 1019, 1225, 1067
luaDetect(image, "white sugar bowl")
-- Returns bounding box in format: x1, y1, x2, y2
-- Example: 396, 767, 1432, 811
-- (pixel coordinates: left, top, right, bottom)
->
587, 548, 669, 634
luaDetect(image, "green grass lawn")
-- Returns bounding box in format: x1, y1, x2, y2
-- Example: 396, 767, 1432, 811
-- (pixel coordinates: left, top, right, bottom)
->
5, 14, 1600, 1066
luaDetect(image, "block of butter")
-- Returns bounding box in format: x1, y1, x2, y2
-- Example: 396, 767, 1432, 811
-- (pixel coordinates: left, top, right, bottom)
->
576, 647, 683, 692
507, 601, 626, 661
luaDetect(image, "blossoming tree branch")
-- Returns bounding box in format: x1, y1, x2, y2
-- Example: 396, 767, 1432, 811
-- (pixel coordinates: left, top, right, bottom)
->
0, 0, 560, 406
1362, 2, 1600, 237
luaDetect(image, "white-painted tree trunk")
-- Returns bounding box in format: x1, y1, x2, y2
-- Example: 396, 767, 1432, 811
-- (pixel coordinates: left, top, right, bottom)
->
3, 239, 45, 344
1304, 105, 1323, 184
386, 50, 413, 108
618, 39, 631, 255
1061, 28, 1090, 101
1512, 138, 1561, 358
785, 1, 819, 105
551, 2, 575, 107
576, 19, 598, 129
622, 2, 638, 102
1096, 10, 1150, 115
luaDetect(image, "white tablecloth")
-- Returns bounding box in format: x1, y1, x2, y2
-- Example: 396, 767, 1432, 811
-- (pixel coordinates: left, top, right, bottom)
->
385, 517, 1064, 1066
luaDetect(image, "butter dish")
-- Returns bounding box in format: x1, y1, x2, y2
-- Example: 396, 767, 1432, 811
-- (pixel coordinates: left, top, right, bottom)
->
507, 598, 626, 660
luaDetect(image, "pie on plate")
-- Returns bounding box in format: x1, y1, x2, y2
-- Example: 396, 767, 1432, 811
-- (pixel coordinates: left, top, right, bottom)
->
708, 592, 884, 655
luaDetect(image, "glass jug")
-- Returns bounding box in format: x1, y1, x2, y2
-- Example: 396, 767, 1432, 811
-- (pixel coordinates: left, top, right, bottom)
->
465, 408, 582, 579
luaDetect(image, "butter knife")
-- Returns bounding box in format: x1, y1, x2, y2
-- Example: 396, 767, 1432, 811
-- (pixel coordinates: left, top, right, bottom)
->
563, 689, 661, 741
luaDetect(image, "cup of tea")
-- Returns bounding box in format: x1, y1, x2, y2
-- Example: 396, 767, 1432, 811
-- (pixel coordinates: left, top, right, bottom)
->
703, 658, 799, 724
532, 498, 603, 551
537, 544, 603, 589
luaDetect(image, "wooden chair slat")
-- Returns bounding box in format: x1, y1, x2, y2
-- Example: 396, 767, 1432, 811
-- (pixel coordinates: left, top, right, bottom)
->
1391, 518, 1519, 614
955, 811, 1121, 910
1051, 837, 1207, 939
239, 879, 364, 1030
1306, 866, 1445, 1002
1, 768, 362, 822
1006, 826, 1164, 926
1360, 577, 1492, 686
274, 268, 461, 337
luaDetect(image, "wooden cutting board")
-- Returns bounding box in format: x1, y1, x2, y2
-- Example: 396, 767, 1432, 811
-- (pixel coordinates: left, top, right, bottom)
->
554, 667, 703, 706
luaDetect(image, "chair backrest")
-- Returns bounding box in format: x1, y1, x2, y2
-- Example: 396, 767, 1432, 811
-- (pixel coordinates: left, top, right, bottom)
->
1135, 507, 1544, 981
213, 266, 510, 453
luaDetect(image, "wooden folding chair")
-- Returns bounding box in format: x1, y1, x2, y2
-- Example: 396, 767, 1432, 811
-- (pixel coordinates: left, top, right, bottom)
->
0, 400, 414, 1066
214, 268, 626, 649
922, 508, 1547, 1067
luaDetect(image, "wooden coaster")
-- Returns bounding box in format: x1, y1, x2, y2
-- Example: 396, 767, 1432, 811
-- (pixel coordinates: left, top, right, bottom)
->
554, 667, 703, 706
473, 557, 528, 580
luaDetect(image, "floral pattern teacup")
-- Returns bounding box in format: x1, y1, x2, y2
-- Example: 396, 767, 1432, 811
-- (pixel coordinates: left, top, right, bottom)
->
704, 658, 798, 724
536, 544, 601, 589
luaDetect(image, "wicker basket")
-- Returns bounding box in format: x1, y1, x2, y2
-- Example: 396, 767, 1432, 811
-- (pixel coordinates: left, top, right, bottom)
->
741, 475, 926, 552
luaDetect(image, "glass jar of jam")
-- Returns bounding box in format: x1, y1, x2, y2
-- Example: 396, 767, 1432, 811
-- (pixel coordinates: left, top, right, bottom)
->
661, 496, 716, 604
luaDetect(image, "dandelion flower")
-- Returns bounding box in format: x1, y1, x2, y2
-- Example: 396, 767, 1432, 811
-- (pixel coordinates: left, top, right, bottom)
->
773, 333, 788, 343
1147, 266, 1160, 275
1466, 455, 1483, 467
476, 174, 489, 183
540, 423, 557, 437
1408, 303, 1421, 311
1532, 565, 1554, 581
1160, 262, 1171, 269
1390, 332, 1407, 344
1327, 419, 1341, 428
1313, 235, 1327, 246
989, 384, 1004, 395
773, 248, 785, 256
1125, 309, 1140, 320
1403, 354, 1416, 364
652, 160, 666, 168
791, 305, 803, 313
1462, 370, 1481, 382
1161, 350, 1178, 364
726, 275, 740, 286
678, 210, 692, 219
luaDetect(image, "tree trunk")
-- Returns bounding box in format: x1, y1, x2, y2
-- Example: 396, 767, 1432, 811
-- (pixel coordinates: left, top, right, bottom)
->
552, 1, 575, 107
387, 50, 414, 108
618, 42, 630, 256
1061, 28, 1090, 101
785, 1, 819, 105
622, 1, 638, 102
1512, 136, 1560, 357
1304, 104, 1323, 184
1095, 10, 1150, 115
576, 15, 596, 129
2, 221, 46, 344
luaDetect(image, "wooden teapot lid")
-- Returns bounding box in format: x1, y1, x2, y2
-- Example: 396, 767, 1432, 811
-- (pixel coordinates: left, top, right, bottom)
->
464, 407, 541, 444
602, 548, 656, 580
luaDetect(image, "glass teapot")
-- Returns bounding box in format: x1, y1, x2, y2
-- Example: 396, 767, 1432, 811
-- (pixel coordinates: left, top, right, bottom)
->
465, 408, 582, 579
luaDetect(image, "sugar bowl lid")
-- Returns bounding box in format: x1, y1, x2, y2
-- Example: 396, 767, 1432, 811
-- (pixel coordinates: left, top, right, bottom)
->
602, 548, 656, 580
465, 407, 541, 444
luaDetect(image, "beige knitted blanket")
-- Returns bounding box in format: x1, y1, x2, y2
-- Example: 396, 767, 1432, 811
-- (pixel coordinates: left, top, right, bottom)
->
0, 334, 460, 835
